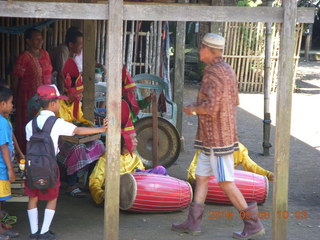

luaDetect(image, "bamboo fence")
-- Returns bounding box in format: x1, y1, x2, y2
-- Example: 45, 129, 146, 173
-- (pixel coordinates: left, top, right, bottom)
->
223, 22, 304, 92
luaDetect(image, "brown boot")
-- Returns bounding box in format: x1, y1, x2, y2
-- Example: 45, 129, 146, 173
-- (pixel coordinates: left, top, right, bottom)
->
171, 202, 205, 235
233, 202, 265, 240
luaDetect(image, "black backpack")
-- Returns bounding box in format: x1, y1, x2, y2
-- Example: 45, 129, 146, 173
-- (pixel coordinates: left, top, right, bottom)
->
26, 116, 59, 190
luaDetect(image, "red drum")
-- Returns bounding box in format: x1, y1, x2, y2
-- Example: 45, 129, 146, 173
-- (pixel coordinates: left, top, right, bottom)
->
206, 170, 268, 204
120, 173, 193, 212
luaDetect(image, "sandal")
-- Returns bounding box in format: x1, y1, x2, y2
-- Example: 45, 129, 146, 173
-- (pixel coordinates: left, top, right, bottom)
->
67, 187, 88, 198
2, 230, 19, 238
1, 214, 17, 225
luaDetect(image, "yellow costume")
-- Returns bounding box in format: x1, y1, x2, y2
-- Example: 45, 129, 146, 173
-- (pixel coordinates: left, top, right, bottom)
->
89, 152, 145, 205
57, 99, 93, 126
187, 143, 272, 182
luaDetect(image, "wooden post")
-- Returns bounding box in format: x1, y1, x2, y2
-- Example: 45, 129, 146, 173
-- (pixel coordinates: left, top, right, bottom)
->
304, 23, 313, 61
104, 1, 123, 240
210, 0, 224, 35
272, 1, 297, 240
151, 92, 158, 167
174, 0, 188, 137
263, 0, 273, 156
82, 20, 97, 123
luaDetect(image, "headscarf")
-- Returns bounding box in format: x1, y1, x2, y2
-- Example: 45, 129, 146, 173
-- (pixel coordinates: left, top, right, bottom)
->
122, 66, 140, 115
62, 58, 84, 118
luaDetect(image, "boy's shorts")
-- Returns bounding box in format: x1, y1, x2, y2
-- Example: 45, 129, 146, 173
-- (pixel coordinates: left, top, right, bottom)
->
24, 169, 61, 201
195, 149, 234, 182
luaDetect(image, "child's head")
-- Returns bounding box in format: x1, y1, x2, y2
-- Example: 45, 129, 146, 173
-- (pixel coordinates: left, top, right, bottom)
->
37, 85, 68, 114
0, 86, 13, 118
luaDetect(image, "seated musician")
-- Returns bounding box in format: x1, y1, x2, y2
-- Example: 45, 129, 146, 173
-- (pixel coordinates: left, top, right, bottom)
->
89, 100, 166, 205
56, 59, 105, 198
188, 142, 274, 187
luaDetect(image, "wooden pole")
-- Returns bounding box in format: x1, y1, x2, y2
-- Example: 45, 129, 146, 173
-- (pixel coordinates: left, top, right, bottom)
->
304, 23, 313, 61
151, 92, 158, 167
104, 1, 123, 240
82, 20, 97, 123
174, 0, 188, 136
272, 1, 297, 239
263, 0, 273, 156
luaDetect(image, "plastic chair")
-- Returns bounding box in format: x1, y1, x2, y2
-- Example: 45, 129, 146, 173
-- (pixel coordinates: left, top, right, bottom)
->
132, 74, 177, 126
94, 83, 107, 127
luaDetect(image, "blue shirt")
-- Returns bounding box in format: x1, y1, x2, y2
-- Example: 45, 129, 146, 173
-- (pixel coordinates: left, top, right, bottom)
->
0, 115, 13, 180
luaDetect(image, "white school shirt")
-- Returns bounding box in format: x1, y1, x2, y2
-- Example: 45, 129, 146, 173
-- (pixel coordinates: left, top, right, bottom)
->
25, 110, 77, 156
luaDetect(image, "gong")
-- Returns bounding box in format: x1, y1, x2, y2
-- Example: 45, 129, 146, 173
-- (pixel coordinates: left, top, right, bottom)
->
134, 116, 181, 169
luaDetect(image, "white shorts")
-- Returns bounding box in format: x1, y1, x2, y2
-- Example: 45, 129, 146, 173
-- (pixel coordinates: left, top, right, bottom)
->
195, 149, 234, 182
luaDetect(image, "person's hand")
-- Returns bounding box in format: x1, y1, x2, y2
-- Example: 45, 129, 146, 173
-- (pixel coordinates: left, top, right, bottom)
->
101, 117, 108, 131
183, 106, 196, 116
268, 172, 274, 181
8, 169, 16, 183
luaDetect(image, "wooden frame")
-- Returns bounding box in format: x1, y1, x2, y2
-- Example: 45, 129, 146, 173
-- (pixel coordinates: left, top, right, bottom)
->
0, 1, 315, 240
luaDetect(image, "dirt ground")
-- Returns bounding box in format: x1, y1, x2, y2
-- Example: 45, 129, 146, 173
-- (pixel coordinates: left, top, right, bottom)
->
6, 60, 320, 240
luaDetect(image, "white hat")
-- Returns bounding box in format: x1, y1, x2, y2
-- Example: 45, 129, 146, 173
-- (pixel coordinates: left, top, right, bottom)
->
202, 33, 225, 50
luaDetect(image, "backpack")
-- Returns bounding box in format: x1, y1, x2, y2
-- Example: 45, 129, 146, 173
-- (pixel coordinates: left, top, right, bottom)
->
26, 116, 59, 190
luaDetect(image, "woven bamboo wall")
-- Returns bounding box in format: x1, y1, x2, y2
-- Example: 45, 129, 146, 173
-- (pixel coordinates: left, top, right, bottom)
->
223, 22, 304, 92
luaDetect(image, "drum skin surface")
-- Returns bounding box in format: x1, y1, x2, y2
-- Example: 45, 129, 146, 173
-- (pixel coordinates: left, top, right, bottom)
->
120, 173, 193, 212
206, 169, 268, 204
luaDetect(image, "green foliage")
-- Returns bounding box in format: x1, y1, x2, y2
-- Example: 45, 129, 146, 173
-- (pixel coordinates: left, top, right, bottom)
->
236, 0, 263, 7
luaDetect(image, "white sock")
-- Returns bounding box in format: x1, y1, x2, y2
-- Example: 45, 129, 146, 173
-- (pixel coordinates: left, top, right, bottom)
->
27, 208, 38, 234
40, 209, 55, 234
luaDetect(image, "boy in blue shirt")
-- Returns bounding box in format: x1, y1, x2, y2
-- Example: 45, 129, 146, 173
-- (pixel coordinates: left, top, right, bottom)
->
0, 86, 19, 239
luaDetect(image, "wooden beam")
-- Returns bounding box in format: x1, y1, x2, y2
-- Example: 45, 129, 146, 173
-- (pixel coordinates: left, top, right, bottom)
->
82, 20, 97, 123
173, 0, 187, 136
272, 1, 297, 239
0, 2, 315, 23
104, 0, 123, 240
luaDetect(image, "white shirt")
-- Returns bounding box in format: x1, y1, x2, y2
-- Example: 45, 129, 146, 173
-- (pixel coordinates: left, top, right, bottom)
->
26, 110, 77, 156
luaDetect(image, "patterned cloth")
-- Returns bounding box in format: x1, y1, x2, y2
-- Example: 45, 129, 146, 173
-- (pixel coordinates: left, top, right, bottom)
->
12, 49, 52, 153
57, 139, 105, 176
194, 56, 239, 156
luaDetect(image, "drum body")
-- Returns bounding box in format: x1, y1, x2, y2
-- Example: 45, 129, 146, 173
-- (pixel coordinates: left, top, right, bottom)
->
120, 173, 193, 212
206, 170, 268, 204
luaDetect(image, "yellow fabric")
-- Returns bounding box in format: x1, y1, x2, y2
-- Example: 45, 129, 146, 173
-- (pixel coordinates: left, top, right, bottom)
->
187, 143, 271, 182
57, 99, 93, 126
89, 152, 145, 205
0, 180, 11, 198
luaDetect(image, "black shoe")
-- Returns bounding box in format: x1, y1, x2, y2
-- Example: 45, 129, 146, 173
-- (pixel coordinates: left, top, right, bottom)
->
38, 231, 57, 240
29, 230, 40, 240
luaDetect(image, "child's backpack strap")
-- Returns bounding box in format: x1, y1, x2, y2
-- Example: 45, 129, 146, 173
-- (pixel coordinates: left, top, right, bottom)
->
31, 116, 40, 135
42, 116, 59, 134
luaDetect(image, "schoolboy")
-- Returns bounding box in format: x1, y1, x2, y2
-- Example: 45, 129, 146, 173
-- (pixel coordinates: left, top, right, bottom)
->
0, 86, 19, 239
25, 84, 107, 240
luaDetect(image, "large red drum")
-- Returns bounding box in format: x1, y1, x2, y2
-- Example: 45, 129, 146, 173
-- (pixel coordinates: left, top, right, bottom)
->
120, 173, 193, 212
206, 170, 268, 204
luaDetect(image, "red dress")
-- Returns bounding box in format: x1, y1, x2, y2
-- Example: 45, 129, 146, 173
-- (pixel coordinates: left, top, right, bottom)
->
12, 49, 52, 153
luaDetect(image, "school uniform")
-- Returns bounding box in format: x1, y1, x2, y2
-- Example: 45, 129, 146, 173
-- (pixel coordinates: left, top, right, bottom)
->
25, 110, 76, 200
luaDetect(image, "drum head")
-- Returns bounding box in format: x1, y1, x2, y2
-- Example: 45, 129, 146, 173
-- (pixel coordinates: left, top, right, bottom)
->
119, 173, 137, 210
134, 117, 181, 169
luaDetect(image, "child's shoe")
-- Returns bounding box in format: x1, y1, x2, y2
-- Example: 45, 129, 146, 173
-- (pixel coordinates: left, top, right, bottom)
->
38, 230, 56, 240
29, 230, 40, 240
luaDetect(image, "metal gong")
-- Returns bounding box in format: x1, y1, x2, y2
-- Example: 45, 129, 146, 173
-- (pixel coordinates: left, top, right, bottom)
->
134, 116, 181, 169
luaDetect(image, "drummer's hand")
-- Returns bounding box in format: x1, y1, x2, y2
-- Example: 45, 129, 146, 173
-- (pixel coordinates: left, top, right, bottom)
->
268, 173, 274, 181
102, 117, 108, 130
183, 106, 196, 116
